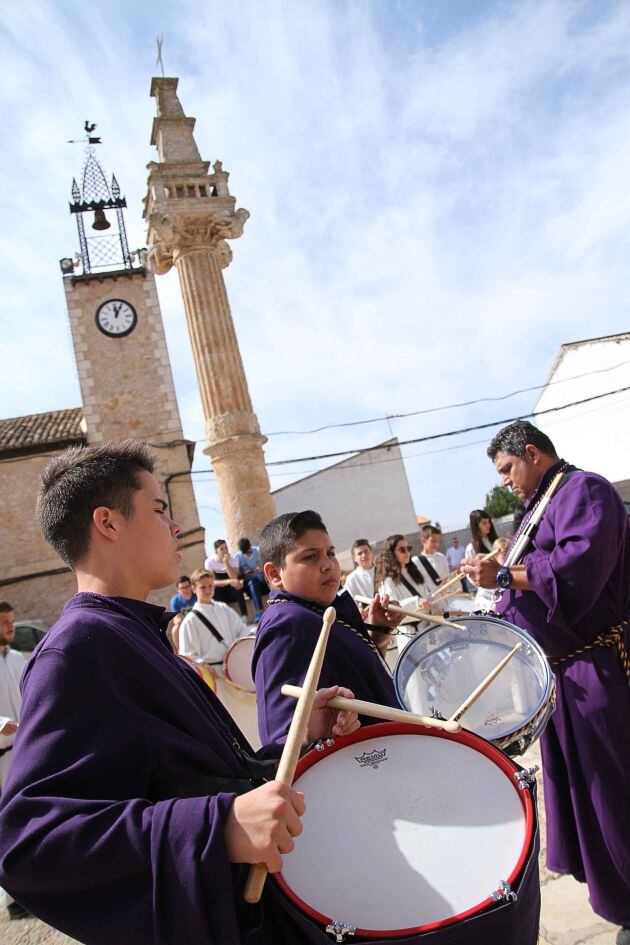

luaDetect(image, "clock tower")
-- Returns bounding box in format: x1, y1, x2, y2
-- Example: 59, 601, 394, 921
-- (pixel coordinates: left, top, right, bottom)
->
60, 130, 204, 575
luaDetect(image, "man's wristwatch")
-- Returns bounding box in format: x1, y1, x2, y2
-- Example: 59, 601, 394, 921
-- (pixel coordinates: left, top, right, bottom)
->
495, 566, 513, 589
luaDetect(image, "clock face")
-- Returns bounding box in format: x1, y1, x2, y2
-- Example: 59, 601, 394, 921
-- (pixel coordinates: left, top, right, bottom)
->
95, 299, 137, 338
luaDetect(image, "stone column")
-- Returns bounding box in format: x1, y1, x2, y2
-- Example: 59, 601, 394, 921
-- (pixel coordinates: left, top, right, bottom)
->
145, 77, 276, 544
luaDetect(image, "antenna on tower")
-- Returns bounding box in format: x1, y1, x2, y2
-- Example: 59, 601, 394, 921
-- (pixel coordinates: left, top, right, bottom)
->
156, 36, 165, 77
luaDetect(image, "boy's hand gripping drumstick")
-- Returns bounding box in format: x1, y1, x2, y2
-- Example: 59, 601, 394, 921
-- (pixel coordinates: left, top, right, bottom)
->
243, 606, 336, 904
448, 643, 522, 723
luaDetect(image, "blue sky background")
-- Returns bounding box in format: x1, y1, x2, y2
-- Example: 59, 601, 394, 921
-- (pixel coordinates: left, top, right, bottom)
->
2, 0, 630, 541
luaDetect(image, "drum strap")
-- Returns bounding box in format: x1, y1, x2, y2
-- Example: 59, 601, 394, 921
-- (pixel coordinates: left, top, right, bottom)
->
192, 606, 228, 647
548, 620, 630, 685
399, 572, 423, 597
416, 554, 442, 587
0, 745, 13, 758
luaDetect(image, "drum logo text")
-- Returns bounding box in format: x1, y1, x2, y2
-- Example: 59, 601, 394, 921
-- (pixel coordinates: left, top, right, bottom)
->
354, 747, 388, 769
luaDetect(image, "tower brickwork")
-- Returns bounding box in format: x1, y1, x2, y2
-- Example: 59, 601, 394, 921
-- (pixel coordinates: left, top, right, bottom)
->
144, 76, 276, 546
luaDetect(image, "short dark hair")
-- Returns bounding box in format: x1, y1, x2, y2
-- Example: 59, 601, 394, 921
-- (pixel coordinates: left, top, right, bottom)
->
260, 510, 328, 568
487, 421, 557, 461
0, 601, 14, 613
177, 575, 191, 586
37, 440, 155, 568
238, 537, 252, 554
422, 525, 441, 539
213, 538, 227, 551
351, 538, 371, 553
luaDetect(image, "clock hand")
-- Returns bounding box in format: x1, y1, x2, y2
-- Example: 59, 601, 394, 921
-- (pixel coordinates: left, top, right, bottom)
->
113, 303, 122, 318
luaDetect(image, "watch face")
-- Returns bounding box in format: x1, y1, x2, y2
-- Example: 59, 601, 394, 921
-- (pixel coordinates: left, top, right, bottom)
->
95, 299, 137, 338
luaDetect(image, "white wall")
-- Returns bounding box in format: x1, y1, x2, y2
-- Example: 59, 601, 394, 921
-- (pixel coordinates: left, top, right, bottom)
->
534, 333, 630, 491
272, 439, 418, 555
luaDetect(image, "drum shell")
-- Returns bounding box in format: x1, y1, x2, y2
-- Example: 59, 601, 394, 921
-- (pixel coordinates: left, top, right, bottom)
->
270, 723, 540, 943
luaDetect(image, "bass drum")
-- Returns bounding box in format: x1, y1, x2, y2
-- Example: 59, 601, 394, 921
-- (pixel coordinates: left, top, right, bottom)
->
274, 722, 540, 943
394, 614, 555, 757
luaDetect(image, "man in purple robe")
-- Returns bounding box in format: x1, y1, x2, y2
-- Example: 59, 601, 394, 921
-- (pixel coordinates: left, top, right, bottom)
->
0, 441, 361, 945
253, 511, 401, 748
464, 420, 630, 944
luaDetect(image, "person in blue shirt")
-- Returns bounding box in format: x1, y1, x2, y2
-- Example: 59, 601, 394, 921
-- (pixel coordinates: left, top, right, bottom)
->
169, 575, 196, 614
237, 538, 268, 620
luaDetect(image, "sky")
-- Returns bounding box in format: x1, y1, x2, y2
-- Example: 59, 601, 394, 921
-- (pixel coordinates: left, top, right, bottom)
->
2, 0, 630, 542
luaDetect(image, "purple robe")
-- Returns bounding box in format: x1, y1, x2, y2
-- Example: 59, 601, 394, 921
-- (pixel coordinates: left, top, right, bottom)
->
0, 593, 309, 945
253, 590, 398, 747
498, 461, 630, 925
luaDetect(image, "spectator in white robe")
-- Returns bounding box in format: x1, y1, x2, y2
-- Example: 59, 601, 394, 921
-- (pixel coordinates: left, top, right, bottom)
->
343, 539, 376, 606
419, 525, 451, 592
464, 510, 499, 591
376, 535, 432, 651
178, 569, 245, 665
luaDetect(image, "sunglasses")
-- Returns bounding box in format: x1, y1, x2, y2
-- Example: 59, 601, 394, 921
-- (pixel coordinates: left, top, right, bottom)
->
397, 545, 413, 553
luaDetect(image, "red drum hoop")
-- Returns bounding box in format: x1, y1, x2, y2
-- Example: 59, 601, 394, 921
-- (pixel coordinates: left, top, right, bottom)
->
275, 722, 534, 938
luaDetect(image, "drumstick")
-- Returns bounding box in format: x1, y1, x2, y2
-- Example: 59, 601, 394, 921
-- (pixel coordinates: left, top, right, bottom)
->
428, 548, 501, 600
243, 606, 336, 904
447, 643, 522, 723
281, 684, 461, 733
354, 595, 466, 632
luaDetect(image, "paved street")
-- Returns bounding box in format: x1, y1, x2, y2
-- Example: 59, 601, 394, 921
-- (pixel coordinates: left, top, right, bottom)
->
0, 742, 618, 945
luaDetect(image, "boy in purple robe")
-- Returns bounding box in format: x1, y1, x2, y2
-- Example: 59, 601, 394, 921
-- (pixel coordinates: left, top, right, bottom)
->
0, 441, 361, 945
253, 510, 407, 748
464, 420, 630, 944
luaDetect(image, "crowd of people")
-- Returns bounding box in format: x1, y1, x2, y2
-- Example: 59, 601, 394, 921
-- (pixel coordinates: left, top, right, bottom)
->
0, 419, 628, 945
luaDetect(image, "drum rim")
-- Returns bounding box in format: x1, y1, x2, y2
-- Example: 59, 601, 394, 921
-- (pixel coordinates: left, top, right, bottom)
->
275, 721, 534, 937
393, 614, 554, 744
223, 636, 256, 693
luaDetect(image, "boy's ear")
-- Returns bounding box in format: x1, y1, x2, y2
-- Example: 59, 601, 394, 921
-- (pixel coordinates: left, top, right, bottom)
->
263, 561, 283, 590
91, 506, 124, 543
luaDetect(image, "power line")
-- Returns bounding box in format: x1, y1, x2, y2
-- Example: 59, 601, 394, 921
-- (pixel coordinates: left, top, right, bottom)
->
262, 357, 630, 437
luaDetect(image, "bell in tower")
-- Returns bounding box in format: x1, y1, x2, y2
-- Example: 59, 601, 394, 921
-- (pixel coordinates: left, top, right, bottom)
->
66, 123, 133, 274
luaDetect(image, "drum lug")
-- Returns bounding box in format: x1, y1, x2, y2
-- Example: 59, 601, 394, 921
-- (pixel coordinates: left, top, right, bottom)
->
314, 738, 335, 752
490, 880, 518, 903
325, 919, 356, 941
514, 765, 539, 789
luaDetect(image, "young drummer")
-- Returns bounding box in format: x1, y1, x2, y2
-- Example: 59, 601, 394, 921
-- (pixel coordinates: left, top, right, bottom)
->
253, 510, 401, 748
0, 442, 359, 945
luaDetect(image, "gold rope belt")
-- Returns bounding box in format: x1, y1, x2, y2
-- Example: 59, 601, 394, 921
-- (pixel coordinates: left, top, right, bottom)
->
548, 620, 630, 685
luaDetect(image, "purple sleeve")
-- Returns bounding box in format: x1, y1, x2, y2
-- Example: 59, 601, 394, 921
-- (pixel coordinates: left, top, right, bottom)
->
0, 649, 239, 945
255, 622, 335, 748
525, 477, 624, 630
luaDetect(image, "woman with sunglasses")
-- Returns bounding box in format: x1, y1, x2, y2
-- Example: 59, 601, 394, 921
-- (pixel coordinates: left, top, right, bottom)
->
376, 534, 433, 650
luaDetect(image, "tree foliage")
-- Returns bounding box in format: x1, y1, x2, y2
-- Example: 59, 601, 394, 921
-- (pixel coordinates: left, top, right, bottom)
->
484, 485, 523, 518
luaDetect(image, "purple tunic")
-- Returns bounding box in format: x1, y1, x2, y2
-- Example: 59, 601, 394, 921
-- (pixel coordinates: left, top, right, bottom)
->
0, 593, 310, 945
253, 590, 398, 747
498, 461, 630, 925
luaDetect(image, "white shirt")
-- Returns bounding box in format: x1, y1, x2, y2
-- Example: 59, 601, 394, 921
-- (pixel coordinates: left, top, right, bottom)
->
0, 647, 25, 790
204, 553, 240, 575
179, 602, 245, 664
446, 545, 466, 570
464, 540, 493, 591
420, 551, 450, 592
344, 567, 375, 602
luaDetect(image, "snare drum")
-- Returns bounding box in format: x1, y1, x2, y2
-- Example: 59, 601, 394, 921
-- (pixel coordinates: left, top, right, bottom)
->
442, 593, 476, 616
394, 614, 555, 756
224, 635, 256, 693
275, 723, 540, 942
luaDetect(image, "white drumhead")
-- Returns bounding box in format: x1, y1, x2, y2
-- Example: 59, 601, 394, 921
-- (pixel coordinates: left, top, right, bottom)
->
444, 594, 475, 614
280, 728, 528, 934
224, 635, 256, 693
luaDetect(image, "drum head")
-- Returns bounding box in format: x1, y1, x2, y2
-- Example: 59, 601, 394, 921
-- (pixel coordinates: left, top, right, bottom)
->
444, 593, 475, 614
277, 723, 532, 936
394, 615, 553, 748
224, 635, 256, 693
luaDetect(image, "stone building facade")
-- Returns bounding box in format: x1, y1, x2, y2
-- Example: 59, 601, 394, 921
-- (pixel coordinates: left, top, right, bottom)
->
0, 146, 204, 628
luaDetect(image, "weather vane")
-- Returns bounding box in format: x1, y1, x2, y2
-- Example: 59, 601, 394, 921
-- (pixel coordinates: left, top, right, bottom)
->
156, 36, 165, 77
67, 121, 101, 145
